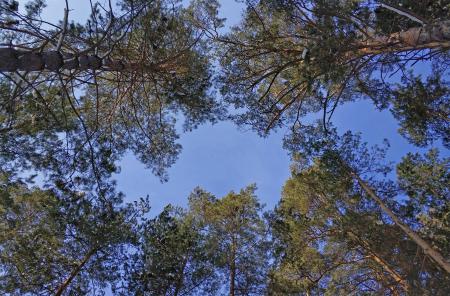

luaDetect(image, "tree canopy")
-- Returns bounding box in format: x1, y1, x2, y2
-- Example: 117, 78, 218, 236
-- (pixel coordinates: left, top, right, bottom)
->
0, 0, 449, 295
214, 0, 449, 145
0, 0, 223, 196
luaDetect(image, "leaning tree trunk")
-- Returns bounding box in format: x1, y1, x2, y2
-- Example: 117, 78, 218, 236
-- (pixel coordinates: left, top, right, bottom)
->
54, 247, 98, 296
351, 171, 450, 273
346, 231, 410, 292
316, 192, 410, 292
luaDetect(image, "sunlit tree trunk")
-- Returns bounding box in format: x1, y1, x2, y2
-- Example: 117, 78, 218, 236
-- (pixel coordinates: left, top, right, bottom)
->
357, 20, 450, 55
347, 231, 410, 292
317, 191, 411, 292
351, 171, 450, 273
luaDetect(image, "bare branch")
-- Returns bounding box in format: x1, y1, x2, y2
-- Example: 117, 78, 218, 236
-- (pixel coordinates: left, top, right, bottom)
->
378, 1, 428, 26
56, 0, 69, 51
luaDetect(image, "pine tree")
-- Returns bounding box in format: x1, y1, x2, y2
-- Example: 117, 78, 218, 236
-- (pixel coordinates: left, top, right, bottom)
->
0, 0, 223, 194
210, 0, 449, 145
188, 185, 270, 296
0, 172, 148, 295
120, 204, 218, 296
271, 129, 449, 294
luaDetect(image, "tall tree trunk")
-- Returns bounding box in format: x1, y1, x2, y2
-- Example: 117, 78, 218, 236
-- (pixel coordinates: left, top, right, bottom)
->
368, 253, 408, 292
316, 191, 410, 291
315, 191, 410, 293
54, 247, 98, 296
0, 48, 186, 73
373, 268, 401, 296
351, 171, 450, 273
229, 236, 236, 296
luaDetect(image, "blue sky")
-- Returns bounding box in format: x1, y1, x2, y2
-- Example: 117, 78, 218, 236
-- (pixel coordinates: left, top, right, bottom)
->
38, 0, 444, 216
112, 0, 428, 215
113, 0, 289, 214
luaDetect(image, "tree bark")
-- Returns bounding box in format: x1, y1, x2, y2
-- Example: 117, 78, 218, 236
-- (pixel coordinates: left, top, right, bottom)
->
54, 247, 98, 296
0, 48, 186, 73
316, 191, 410, 291
356, 20, 450, 56
369, 253, 406, 294
351, 171, 450, 273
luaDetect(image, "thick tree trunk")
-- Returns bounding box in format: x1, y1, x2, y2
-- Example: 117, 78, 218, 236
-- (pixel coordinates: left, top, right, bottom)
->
356, 20, 450, 55
316, 190, 410, 291
370, 254, 404, 295
351, 171, 450, 273
368, 253, 408, 292
0, 48, 183, 73
54, 247, 98, 296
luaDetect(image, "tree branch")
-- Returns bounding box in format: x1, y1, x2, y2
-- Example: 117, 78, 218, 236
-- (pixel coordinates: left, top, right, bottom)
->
54, 247, 99, 296
378, 1, 429, 25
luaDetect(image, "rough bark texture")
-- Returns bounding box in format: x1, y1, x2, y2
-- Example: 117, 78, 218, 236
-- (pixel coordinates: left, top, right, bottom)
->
318, 191, 410, 292
0, 48, 179, 73
0, 48, 18, 71
1, 21, 448, 73
357, 20, 450, 55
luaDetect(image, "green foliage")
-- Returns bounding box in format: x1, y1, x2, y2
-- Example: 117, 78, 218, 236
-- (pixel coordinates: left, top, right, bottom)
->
215, 0, 449, 147
188, 185, 270, 295
0, 0, 223, 191
388, 73, 449, 148
397, 149, 450, 256
269, 158, 395, 294
120, 204, 218, 296
0, 1, 448, 295
0, 172, 148, 295
270, 132, 450, 295
115, 185, 271, 296
374, 0, 449, 32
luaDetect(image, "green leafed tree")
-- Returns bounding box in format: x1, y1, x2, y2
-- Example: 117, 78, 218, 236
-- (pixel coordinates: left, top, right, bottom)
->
0, 0, 223, 198
119, 204, 218, 296
270, 129, 450, 295
205, 0, 449, 146
380, 72, 449, 148
0, 172, 149, 295
396, 149, 450, 267
188, 185, 270, 296
116, 185, 271, 296
270, 167, 412, 295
